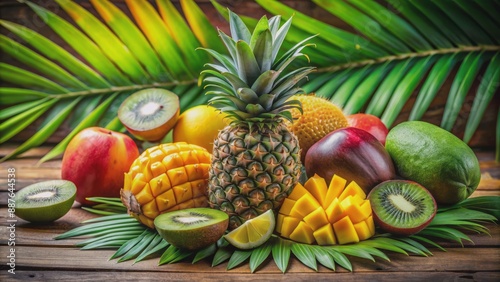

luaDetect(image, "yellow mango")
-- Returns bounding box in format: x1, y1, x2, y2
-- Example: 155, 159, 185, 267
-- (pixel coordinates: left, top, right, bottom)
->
281, 217, 301, 238
288, 183, 311, 201
340, 196, 367, 224
289, 193, 320, 218
276, 213, 285, 233
324, 174, 347, 209
353, 220, 374, 241
325, 198, 344, 224
289, 221, 315, 244
365, 215, 376, 235
279, 198, 296, 216
333, 216, 360, 245
313, 224, 336, 245
303, 206, 329, 231
304, 174, 328, 207
339, 181, 366, 202
359, 200, 373, 220
156, 189, 177, 211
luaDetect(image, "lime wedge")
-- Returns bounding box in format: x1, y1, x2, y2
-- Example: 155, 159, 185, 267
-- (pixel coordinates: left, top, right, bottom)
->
224, 209, 275, 249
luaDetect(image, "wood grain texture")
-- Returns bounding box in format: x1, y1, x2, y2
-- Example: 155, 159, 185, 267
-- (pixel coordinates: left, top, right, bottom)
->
0, 149, 498, 280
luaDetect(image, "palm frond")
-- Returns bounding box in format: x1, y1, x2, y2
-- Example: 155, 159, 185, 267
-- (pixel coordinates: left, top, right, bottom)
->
0, 0, 221, 162
1, 0, 498, 161
253, 0, 499, 148
55, 196, 499, 272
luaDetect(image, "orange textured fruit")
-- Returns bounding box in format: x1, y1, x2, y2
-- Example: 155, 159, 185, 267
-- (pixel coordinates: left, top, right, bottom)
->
287, 94, 348, 161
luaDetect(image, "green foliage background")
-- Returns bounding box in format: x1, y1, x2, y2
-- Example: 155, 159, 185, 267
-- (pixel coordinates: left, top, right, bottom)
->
0, 0, 499, 162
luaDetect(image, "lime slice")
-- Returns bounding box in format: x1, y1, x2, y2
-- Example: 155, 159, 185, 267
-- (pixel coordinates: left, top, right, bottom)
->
224, 209, 276, 249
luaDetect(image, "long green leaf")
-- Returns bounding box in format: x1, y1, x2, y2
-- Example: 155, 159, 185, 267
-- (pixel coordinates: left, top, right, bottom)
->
227, 249, 252, 270
313, 0, 411, 54
409, 53, 460, 121
381, 56, 436, 127
26, 1, 131, 85
291, 244, 317, 271
0, 63, 67, 93
0, 98, 58, 144
0, 98, 49, 120
464, 52, 500, 143
386, 0, 453, 48
38, 92, 120, 163
56, 0, 150, 84
432, 0, 493, 45
126, 0, 191, 79
348, 0, 432, 51
157, 0, 208, 74
0, 20, 110, 88
365, 59, 414, 117
454, 0, 500, 44
441, 52, 485, 131
249, 243, 272, 273
0, 35, 87, 89
314, 246, 335, 271
0, 96, 82, 162
271, 237, 291, 273
256, 0, 387, 59
91, 0, 170, 82
331, 65, 373, 108
184, 0, 226, 53
410, 0, 471, 46
192, 243, 217, 264
343, 61, 393, 115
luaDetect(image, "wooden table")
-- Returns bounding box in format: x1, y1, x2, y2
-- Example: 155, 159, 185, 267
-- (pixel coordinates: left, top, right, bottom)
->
1, 145, 499, 281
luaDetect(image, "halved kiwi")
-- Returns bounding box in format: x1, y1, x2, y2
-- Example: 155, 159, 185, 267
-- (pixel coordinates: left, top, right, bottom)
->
367, 180, 437, 236
154, 208, 229, 250
118, 88, 180, 142
15, 180, 76, 223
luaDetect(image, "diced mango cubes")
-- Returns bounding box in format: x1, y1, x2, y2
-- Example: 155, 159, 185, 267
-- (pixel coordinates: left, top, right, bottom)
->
276, 174, 375, 245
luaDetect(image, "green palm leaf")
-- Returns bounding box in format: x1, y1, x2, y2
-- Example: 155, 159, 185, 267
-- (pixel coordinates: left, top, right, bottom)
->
256, 0, 499, 148
56, 196, 499, 273
1, 0, 498, 161
0, 0, 223, 162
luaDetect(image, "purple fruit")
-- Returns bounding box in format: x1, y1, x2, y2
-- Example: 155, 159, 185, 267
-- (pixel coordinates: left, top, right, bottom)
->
304, 127, 395, 193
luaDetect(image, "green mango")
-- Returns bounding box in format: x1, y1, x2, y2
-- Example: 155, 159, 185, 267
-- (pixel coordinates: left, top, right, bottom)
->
386, 121, 480, 205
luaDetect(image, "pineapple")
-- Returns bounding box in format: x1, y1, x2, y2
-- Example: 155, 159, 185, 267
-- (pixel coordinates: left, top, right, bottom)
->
120, 142, 212, 228
199, 11, 315, 229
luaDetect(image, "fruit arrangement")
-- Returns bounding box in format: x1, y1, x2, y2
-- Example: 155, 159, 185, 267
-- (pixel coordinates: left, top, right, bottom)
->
9, 7, 498, 274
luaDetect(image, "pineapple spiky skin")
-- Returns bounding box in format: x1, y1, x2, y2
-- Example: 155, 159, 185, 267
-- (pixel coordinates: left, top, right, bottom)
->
208, 123, 301, 229
120, 142, 211, 228
200, 10, 315, 229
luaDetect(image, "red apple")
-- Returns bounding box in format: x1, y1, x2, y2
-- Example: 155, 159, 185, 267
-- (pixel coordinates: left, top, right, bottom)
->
347, 113, 389, 145
61, 127, 140, 206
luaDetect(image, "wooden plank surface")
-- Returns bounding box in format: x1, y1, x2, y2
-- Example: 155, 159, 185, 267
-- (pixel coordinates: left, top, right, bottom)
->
0, 145, 499, 281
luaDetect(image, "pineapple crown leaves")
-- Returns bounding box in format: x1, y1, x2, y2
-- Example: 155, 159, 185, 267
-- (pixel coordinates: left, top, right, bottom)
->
198, 9, 316, 124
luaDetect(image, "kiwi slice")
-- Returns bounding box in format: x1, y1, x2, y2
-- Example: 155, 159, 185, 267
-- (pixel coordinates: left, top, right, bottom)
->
15, 180, 76, 223
118, 88, 180, 142
154, 208, 229, 250
368, 180, 437, 236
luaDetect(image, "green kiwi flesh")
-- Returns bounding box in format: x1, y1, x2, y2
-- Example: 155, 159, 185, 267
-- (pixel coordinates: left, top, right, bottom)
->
368, 180, 437, 236
16, 180, 76, 223
118, 88, 180, 142
154, 208, 229, 250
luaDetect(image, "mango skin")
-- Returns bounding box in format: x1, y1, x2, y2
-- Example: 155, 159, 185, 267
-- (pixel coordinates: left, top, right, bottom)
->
385, 121, 480, 205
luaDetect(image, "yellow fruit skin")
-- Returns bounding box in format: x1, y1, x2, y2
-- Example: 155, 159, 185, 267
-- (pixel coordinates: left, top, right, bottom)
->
277, 174, 375, 245
121, 142, 212, 228
173, 105, 229, 152
286, 94, 348, 161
